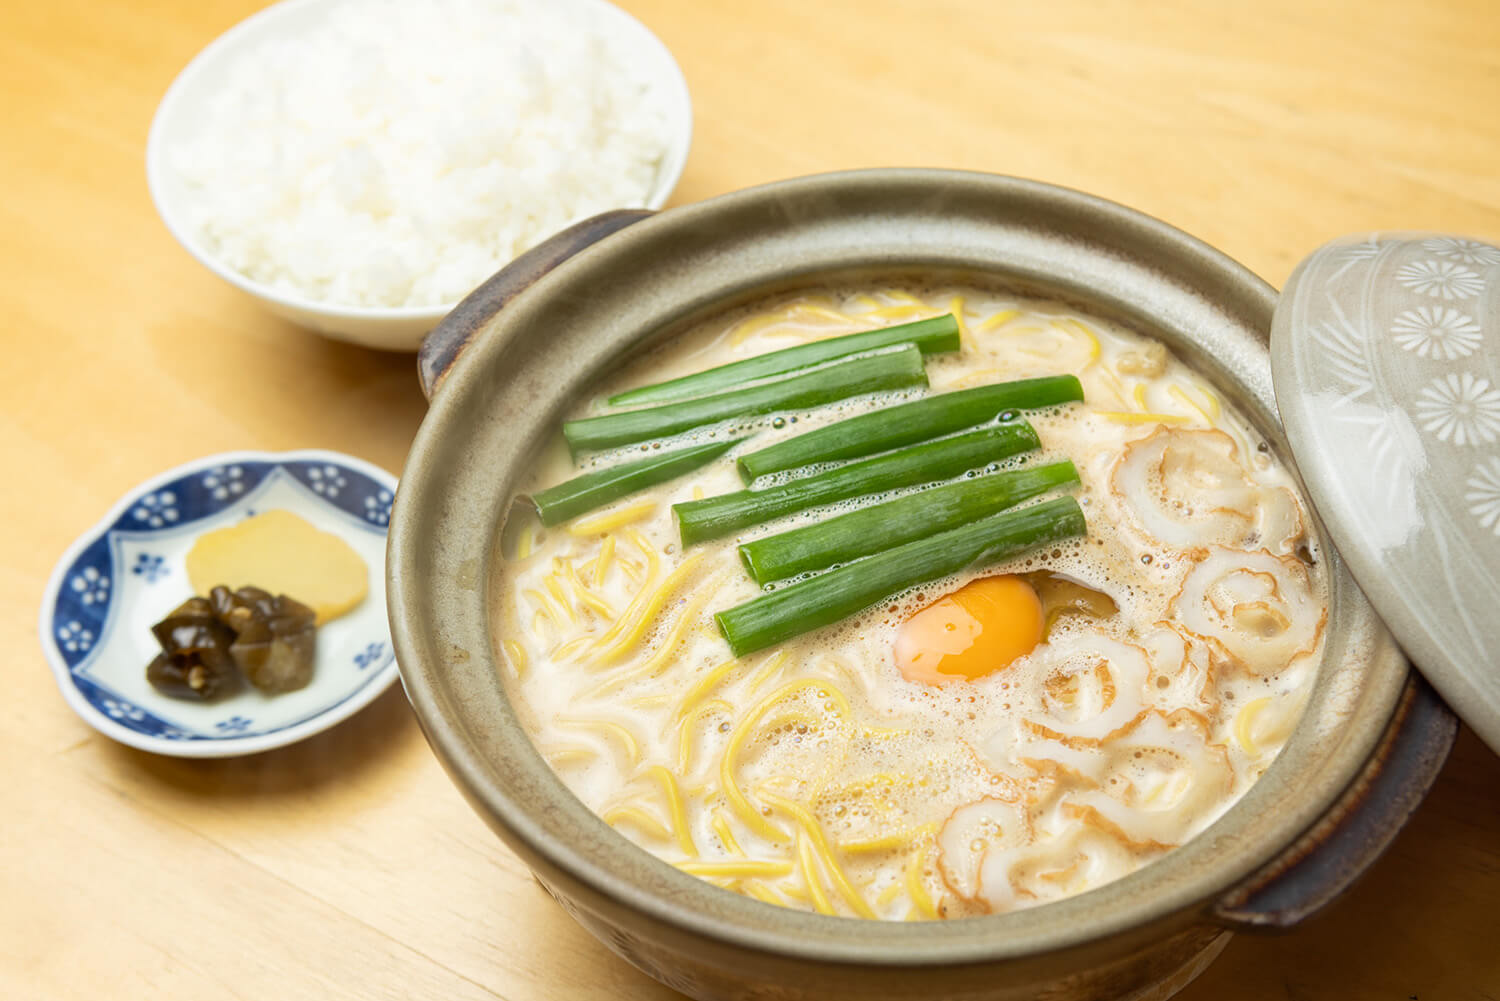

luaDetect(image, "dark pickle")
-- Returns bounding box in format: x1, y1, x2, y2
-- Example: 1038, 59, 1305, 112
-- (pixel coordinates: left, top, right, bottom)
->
144, 596, 241, 700
145, 588, 318, 700
210, 586, 318, 694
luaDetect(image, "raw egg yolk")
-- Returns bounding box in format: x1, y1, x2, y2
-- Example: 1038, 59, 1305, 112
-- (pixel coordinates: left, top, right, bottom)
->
893, 575, 1045, 685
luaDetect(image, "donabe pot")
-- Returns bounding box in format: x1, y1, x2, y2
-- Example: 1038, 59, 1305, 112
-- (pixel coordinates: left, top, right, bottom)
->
388, 170, 1455, 1001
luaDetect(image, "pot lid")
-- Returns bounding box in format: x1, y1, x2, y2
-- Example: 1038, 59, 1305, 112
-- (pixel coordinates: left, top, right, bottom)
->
1270, 233, 1500, 754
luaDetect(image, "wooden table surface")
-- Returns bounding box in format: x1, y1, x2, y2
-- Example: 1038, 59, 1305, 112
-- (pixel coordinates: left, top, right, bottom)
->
5, 0, 1498, 997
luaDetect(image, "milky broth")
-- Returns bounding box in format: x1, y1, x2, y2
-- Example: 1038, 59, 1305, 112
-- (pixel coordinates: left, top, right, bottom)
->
492, 285, 1325, 919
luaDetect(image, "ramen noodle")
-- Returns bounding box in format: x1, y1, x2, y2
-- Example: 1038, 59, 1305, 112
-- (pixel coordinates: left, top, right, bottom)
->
493, 285, 1325, 920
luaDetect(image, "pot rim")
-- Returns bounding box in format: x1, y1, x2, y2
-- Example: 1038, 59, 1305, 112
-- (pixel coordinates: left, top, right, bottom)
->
388, 168, 1409, 967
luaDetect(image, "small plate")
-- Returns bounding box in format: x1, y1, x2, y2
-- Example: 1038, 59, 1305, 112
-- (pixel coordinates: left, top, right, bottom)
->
40, 450, 399, 757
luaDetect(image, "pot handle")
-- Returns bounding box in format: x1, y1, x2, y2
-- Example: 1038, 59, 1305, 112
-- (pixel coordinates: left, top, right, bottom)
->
417, 209, 655, 401
1211, 673, 1456, 931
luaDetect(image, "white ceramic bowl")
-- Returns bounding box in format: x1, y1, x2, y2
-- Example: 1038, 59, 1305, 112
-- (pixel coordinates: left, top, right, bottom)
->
145, 0, 693, 352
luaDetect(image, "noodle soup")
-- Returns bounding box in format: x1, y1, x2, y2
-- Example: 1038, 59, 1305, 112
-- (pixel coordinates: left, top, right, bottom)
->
493, 285, 1325, 920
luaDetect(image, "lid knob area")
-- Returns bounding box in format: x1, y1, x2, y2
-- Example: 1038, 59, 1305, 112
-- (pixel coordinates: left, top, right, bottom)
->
1270, 233, 1500, 754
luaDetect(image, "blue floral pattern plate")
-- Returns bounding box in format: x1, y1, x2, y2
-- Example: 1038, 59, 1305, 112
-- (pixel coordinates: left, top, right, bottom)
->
40, 450, 399, 757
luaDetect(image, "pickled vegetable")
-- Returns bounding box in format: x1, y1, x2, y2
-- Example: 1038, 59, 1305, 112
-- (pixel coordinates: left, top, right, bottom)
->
185, 509, 367, 625
210, 586, 318, 694
144, 596, 240, 699
145, 587, 319, 700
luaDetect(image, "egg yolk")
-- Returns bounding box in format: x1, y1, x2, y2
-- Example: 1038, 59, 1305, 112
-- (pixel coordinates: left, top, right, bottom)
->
893, 575, 1045, 685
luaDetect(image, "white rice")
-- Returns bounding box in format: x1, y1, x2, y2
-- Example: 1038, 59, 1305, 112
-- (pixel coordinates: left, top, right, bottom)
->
170, 0, 674, 309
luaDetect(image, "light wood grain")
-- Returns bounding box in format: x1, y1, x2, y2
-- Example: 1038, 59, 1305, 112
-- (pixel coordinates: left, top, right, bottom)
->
4, 0, 1498, 998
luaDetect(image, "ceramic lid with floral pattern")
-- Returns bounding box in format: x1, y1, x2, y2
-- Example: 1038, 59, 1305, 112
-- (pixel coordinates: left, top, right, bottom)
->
1271, 233, 1500, 754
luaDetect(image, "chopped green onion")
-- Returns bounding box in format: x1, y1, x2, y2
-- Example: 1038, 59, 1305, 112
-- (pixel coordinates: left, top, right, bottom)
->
563, 345, 928, 455
715, 497, 1087, 656
737, 376, 1083, 482
673, 420, 1040, 546
607, 314, 960, 406
738, 460, 1079, 583
529, 438, 742, 526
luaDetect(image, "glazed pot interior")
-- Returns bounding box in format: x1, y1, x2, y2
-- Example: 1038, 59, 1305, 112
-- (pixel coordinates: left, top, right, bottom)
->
387, 169, 1408, 967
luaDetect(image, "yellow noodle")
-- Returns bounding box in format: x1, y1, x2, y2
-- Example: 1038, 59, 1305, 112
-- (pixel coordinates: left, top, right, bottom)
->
1097, 411, 1192, 425
590, 552, 705, 666
649, 766, 698, 857
1188, 380, 1223, 419
585, 573, 724, 696
530, 610, 552, 640
728, 309, 802, 346
947, 295, 969, 345
678, 699, 733, 774
545, 746, 597, 768
876, 880, 906, 908
692, 485, 705, 500
591, 535, 615, 588
528, 588, 573, 627
501, 639, 528, 680
949, 366, 1007, 389
523, 589, 561, 628
568, 499, 657, 536
674, 658, 742, 720
1132, 382, 1150, 411
630, 693, 673, 710
1056, 317, 1103, 365
516, 524, 537, 560
556, 718, 641, 767
761, 789, 875, 918
604, 806, 674, 842
742, 880, 785, 905
1098, 365, 1132, 409
905, 841, 938, 919
1168, 384, 1215, 426
975, 308, 1021, 334
564, 561, 617, 620
543, 566, 578, 624
792, 303, 860, 325
1235, 696, 1272, 755
719, 678, 857, 840
796, 835, 838, 915
551, 635, 594, 662
677, 859, 794, 878
747, 650, 790, 692
838, 823, 938, 856
711, 808, 746, 857
586, 529, 663, 655
861, 304, 935, 322
883, 290, 926, 305
778, 881, 811, 903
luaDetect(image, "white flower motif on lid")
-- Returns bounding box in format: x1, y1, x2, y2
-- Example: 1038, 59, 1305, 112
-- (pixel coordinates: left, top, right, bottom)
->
1394, 259, 1484, 300
1466, 458, 1500, 536
1390, 306, 1483, 360
1309, 296, 1374, 399
1414, 373, 1500, 446
1422, 236, 1500, 268
1328, 236, 1385, 279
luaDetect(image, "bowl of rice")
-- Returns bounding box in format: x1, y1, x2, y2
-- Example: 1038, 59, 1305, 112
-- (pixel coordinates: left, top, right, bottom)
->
146, 0, 692, 351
